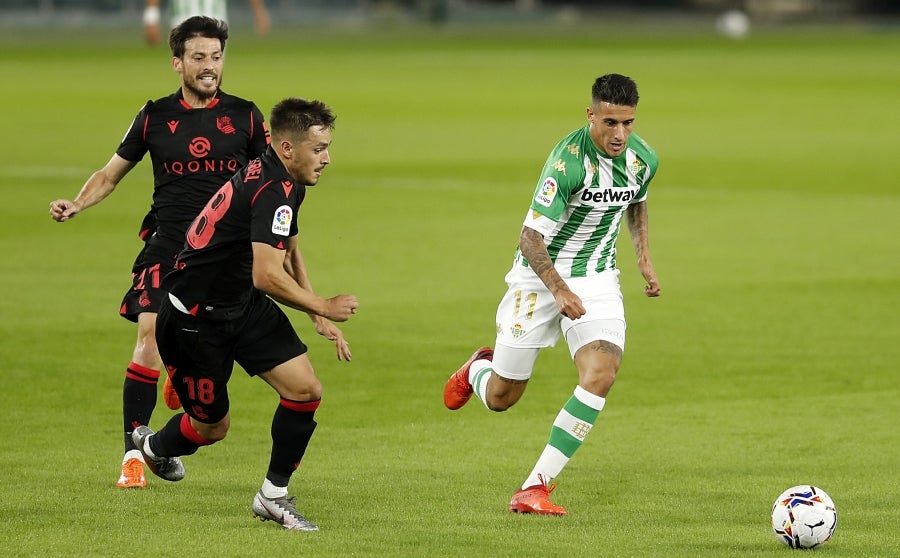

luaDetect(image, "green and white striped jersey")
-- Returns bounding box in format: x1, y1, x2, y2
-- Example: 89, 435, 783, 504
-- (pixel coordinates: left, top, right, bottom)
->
518, 126, 658, 278
169, 0, 228, 26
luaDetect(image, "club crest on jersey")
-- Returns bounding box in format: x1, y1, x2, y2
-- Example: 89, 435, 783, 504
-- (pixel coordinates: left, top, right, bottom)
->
216, 116, 236, 134
536, 177, 558, 207
271, 205, 292, 236
628, 158, 648, 184
510, 322, 526, 339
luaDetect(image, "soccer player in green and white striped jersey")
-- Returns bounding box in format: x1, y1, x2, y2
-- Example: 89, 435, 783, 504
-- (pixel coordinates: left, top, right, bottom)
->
143, 0, 269, 45
444, 74, 662, 515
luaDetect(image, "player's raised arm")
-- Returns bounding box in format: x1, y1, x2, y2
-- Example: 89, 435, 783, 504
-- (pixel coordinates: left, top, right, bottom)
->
50, 155, 136, 222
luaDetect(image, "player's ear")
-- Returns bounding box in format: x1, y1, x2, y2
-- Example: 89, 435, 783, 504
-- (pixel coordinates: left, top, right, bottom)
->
279, 139, 293, 158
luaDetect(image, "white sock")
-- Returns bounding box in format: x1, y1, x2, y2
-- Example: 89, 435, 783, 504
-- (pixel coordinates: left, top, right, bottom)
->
141, 437, 158, 459
261, 478, 288, 499
123, 449, 144, 464
469, 359, 493, 410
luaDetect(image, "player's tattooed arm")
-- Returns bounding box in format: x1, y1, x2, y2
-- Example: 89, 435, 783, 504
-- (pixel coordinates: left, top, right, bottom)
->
519, 227, 563, 292
519, 226, 586, 319
626, 200, 650, 260
626, 201, 661, 297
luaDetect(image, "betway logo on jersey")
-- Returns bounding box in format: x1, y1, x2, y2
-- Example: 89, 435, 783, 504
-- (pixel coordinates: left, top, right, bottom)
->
579, 184, 641, 206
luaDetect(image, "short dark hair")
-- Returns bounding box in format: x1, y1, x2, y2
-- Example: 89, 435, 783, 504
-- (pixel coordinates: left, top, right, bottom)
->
592, 74, 639, 107
169, 16, 229, 58
269, 98, 336, 140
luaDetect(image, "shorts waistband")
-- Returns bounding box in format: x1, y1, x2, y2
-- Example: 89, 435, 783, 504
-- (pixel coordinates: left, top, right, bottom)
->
167, 291, 251, 321
168, 292, 192, 314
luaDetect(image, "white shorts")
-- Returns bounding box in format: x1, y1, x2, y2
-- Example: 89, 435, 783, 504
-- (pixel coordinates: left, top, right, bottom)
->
492, 264, 626, 381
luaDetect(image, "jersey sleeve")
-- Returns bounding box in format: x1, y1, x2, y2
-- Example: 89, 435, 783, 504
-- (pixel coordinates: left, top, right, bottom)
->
249, 181, 299, 248
115, 102, 152, 163
524, 138, 585, 235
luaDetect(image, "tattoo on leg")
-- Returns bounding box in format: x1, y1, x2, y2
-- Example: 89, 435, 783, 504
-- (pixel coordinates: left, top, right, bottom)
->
589, 340, 623, 359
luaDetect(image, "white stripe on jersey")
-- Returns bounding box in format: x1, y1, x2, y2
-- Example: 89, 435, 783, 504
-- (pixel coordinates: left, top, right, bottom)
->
170, 0, 228, 26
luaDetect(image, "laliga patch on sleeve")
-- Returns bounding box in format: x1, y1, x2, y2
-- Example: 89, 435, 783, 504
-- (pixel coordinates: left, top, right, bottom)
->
271, 205, 292, 236
535, 177, 558, 207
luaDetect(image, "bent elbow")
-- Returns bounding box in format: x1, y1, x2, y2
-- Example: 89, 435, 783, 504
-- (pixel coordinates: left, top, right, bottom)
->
251, 269, 275, 293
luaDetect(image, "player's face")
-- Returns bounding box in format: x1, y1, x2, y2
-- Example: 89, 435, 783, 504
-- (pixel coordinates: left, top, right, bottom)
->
587, 102, 636, 158
173, 37, 224, 103
283, 125, 333, 186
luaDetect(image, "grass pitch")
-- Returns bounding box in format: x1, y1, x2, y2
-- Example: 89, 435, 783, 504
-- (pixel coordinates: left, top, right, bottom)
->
1, 16, 898, 557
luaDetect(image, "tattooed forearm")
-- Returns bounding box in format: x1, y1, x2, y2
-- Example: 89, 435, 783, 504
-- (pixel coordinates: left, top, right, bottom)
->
519, 227, 569, 295
626, 201, 649, 259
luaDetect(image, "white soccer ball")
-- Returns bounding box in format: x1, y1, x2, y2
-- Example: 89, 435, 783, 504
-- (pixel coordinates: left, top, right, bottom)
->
716, 10, 750, 40
771, 485, 837, 549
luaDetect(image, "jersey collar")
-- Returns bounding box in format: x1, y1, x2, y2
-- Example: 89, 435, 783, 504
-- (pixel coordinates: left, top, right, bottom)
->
177, 89, 222, 110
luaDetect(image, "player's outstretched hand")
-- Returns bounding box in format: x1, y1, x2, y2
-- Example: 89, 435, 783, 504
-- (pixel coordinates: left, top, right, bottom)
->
49, 199, 81, 222
325, 294, 358, 322
313, 316, 352, 361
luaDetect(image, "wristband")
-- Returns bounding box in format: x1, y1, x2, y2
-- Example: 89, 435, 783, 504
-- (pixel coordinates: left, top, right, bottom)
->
143, 5, 161, 25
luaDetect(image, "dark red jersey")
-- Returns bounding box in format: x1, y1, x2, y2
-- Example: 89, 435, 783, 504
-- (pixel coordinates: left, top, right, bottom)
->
116, 89, 270, 249
162, 147, 306, 318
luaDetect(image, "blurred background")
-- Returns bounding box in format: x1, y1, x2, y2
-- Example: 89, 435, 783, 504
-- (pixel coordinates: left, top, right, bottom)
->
1, 0, 899, 30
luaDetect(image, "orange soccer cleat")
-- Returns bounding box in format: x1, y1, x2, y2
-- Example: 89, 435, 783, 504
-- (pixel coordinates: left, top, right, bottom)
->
116, 457, 147, 489
443, 346, 493, 410
509, 476, 568, 516
162, 373, 181, 410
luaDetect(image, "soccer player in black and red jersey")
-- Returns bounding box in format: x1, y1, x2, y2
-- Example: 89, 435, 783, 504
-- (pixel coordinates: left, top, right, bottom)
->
49, 16, 269, 489
134, 98, 357, 532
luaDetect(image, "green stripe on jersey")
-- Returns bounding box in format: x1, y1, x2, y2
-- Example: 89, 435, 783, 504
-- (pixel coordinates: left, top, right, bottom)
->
546, 205, 591, 263
572, 209, 619, 276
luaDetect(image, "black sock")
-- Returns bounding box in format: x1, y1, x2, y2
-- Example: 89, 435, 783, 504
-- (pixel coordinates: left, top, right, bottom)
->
123, 362, 159, 452
150, 413, 209, 457
266, 399, 319, 486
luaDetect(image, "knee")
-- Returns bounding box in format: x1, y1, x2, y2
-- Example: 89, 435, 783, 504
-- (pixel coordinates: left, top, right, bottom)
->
484, 375, 527, 412
195, 421, 229, 443
134, 328, 161, 365
575, 341, 622, 396
485, 393, 518, 412
581, 366, 619, 396
133, 344, 160, 366
282, 378, 323, 402
486, 400, 512, 412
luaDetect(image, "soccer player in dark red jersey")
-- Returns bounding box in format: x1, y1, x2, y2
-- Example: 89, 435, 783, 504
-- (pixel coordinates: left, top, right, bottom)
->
134, 98, 357, 532
49, 16, 270, 489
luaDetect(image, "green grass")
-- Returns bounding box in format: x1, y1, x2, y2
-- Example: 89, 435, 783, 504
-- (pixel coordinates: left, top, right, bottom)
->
1, 17, 899, 557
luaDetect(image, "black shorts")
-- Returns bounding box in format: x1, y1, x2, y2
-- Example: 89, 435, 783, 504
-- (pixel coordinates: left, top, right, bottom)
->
119, 239, 180, 322
156, 290, 308, 423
